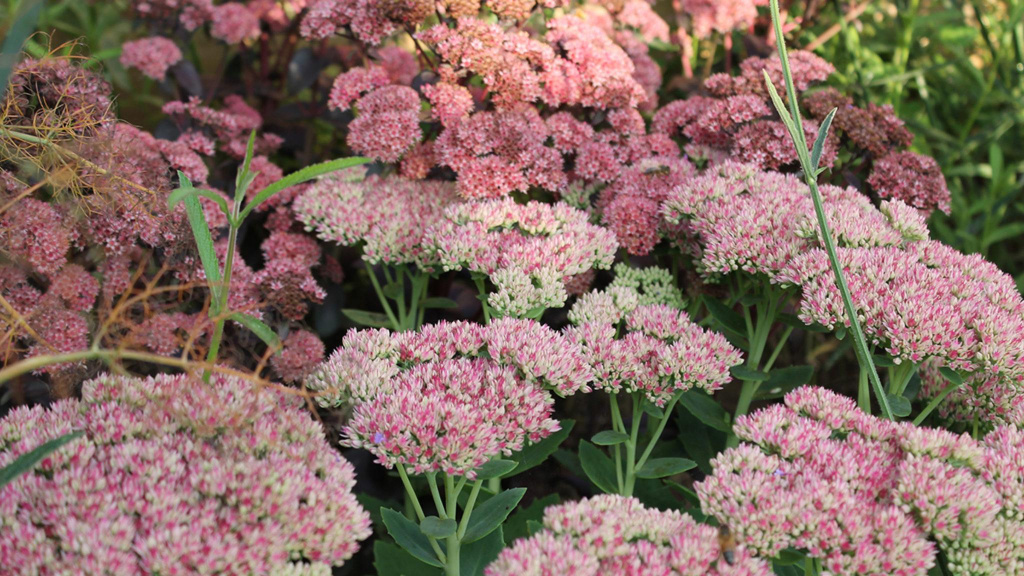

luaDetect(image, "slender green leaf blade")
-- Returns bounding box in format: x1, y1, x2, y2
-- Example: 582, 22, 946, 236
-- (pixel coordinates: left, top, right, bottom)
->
176, 172, 223, 312
240, 157, 371, 219
168, 186, 230, 218
234, 130, 258, 203
0, 432, 83, 488
342, 308, 394, 329
810, 108, 837, 170
228, 312, 281, 351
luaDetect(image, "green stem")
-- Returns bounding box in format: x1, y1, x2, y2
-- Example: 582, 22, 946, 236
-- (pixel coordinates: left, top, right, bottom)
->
367, 265, 401, 331
444, 474, 461, 576
729, 295, 781, 446
767, 0, 893, 420
473, 276, 492, 324
610, 395, 625, 493
858, 366, 871, 413
634, 394, 682, 473
427, 473, 448, 519
398, 464, 447, 564
203, 217, 238, 382
913, 380, 960, 426
623, 395, 642, 496
456, 479, 484, 539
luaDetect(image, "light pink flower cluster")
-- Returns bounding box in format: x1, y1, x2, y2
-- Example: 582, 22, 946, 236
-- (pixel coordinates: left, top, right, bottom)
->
486, 495, 771, 576
679, 0, 767, 38
294, 171, 460, 266
119, 36, 182, 80
567, 277, 742, 405
697, 386, 1024, 575
662, 163, 920, 281
543, 16, 647, 110
434, 107, 567, 198
918, 359, 1024, 428
779, 241, 1024, 383
307, 319, 591, 476
273, 328, 326, 383
869, 151, 951, 214
419, 18, 554, 108
0, 373, 372, 574
426, 198, 618, 317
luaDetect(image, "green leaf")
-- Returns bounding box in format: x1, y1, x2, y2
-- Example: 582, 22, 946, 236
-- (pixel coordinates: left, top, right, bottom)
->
509, 419, 574, 476
382, 281, 404, 300
772, 562, 804, 576
374, 540, 443, 576
763, 70, 798, 134
176, 172, 223, 313
503, 494, 559, 543
578, 440, 619, 494
380, 508, 443, 568
240, 156, 371, 220
420, 516, 457, 538
887, 394, 912, 418
355, 492, 391, 530
421, 297, 459, 309
228, 312, 280, 352
342, 308, 394, 328
234, 130, 258, 203
462, 488, 526, 543
938, 366, 964, 387
679, 390, 731, 433
167, 186, 231, 219
1, 0, 43, 100
704, 298, 746, 338
526, 520, 544, 535
635, 457, 696, 479
757, 365, 813, 399
592, 430, 630, 446
647, 38, 679, 51
460, 526, 505, 576
0, 432, 83, 488
475, 459, 518, 480
810, 107, 837, 170
731, 366, 768, 382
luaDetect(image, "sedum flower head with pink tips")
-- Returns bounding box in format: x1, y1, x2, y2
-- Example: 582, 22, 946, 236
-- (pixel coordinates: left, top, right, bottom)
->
307, 320, 590, 477
697, 386, 1024, 576
294, 171, 460, 267
426, 198, 618, 317
0, 373, 371, 575
566, 268, 741, 405
486, 494, 771, 576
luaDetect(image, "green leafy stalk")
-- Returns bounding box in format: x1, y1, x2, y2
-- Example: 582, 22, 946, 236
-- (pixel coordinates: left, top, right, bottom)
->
0, 431, 83, 488
765, 0, 894, 420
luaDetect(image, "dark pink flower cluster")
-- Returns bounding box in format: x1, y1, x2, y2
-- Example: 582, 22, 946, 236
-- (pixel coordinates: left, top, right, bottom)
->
869, 151, 951, 214
307, 319, 591, 476
162, 95, 281, 159
0, 373, 372, 574
653, 53, 838, 171
434, 107, 567, 198
426, 198, 619, 317
210, 2, 261, 44
346, 86, 423, 163
119, 36, 183, 80
129, 0, 214, 30
804, 88, 914, 158
273, 329, 326, 383
5, 57, 114, 128
294, 171, 460, 266
697, 386, 1024, 575
486, 495, 771, 576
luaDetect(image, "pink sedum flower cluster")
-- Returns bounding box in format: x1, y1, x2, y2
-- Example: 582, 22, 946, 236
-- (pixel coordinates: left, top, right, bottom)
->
0, 373, 371, 574
306, 319, 591, 476
294, 171, 460, 266
662, 163, 921, 281
869, 151, 951, 214
566, 266, 742, 405
426, 198, 619, 317
486, 495, 771, 576
679, 0, 767, 38
697, 386, 1024, 576
119, 36, 182, 80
